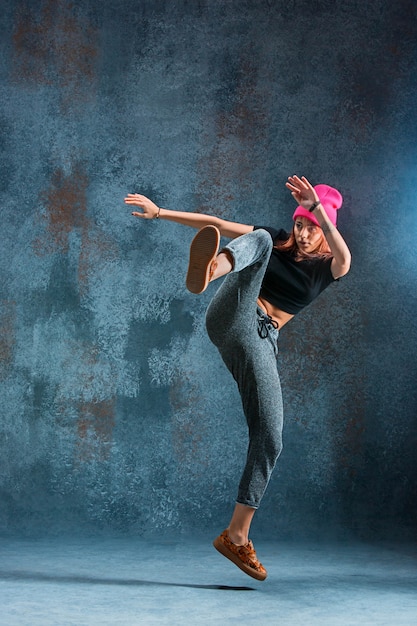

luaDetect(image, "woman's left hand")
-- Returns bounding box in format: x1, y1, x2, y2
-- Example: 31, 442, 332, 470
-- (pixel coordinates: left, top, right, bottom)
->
286, 175, 319, 208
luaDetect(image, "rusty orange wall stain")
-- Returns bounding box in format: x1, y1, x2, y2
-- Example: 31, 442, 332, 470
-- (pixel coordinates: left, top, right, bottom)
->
12, 0, 98, 108
76, 398, 116, 461
197, 50, 267, 215
12, 4, 52, 85
34, 163, 89, 255
33, 161, 119, 295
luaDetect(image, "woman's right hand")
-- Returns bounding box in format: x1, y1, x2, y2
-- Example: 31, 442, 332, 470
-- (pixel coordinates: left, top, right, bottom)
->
124, 193, 254, 239
124, 194, 160, 219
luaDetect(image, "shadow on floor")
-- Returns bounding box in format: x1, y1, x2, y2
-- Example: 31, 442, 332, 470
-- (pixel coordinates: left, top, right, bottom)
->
0, 570, 255, 591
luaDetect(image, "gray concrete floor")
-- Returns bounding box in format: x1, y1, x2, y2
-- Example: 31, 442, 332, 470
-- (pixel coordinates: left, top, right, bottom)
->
0, 535, 416, 625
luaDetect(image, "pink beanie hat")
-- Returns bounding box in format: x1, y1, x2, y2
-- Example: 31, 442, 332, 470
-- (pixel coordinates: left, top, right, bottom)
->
292, 184, 343, 227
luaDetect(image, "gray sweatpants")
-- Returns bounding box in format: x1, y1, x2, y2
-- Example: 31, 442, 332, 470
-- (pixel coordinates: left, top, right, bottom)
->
205, 229, 283, 509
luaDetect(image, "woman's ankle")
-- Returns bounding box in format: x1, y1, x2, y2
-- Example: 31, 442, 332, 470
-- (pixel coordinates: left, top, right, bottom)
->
227, 502, 256, 545
227, 528, 249, 546
211, 251, 233, 280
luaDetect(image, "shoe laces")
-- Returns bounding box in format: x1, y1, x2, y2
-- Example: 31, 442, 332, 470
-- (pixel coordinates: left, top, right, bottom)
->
237, 542, 264, 570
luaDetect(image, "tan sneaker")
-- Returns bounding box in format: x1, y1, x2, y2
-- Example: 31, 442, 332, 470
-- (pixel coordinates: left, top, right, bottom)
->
213, 529, 267, 581
186, 225, 220, 294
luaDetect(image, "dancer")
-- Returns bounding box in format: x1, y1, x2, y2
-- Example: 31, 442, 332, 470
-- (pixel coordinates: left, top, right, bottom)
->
125, 175, 351, 581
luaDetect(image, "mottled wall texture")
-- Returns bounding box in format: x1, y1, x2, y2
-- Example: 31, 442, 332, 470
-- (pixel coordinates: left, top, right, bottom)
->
1, 0, 416, 540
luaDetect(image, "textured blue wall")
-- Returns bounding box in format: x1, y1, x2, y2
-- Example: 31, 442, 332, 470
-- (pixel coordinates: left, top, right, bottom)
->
1, 0, 416, 539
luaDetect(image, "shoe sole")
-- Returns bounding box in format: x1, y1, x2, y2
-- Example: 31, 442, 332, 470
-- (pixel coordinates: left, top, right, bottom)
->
213, 536, 267, 581
186, 226, 220, 294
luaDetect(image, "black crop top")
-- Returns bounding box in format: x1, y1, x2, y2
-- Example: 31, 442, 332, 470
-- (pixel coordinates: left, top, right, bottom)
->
253, 226, 336, 315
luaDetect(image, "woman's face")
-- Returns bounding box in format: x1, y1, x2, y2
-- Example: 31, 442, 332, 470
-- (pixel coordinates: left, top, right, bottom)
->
293, 217, 324, 253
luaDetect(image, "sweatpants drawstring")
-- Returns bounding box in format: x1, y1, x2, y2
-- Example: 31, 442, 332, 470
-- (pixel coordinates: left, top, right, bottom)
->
257, 313, 279, 339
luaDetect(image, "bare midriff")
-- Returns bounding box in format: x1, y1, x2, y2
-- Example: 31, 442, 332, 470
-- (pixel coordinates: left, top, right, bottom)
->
257, 296, 294, 330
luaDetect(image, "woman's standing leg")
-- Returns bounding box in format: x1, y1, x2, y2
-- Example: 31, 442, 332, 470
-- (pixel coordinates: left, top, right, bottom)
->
205, 229, 283, 509
190, 228, 283, 580
208, 303, 283, 580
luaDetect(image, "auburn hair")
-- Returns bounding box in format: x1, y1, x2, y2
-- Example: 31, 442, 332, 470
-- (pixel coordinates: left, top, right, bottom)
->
275, 226, 332, 261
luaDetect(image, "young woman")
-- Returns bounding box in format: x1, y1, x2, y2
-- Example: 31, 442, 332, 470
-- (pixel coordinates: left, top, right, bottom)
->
125, 175, 351, 581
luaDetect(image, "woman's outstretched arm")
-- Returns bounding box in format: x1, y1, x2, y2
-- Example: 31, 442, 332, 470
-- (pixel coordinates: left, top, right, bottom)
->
124, 194, 254, 239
